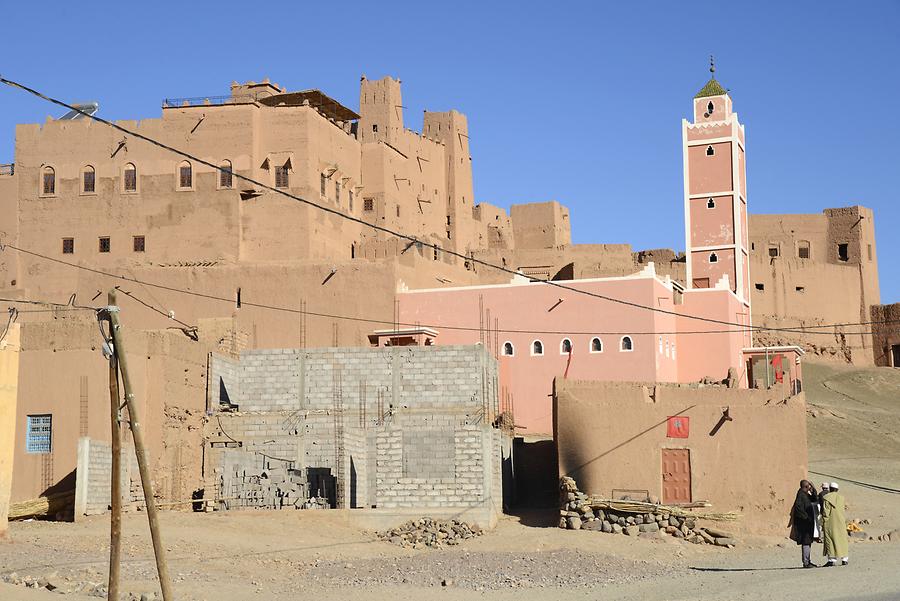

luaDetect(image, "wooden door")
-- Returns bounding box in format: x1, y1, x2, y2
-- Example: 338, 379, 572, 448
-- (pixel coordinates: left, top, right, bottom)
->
661, 448, 692, 504
692, 277, 710, 289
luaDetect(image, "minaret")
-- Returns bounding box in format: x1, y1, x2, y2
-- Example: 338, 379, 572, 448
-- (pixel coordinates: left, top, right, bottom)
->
682, 57, 751, 313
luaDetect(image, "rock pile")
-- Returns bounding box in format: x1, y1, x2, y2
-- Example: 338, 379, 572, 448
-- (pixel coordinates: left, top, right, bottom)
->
378, 517, 484, 549
558, 477, 737, 547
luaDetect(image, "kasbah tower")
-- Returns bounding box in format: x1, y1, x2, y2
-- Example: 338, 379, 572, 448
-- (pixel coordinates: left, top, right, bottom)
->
683, 58, 752, 335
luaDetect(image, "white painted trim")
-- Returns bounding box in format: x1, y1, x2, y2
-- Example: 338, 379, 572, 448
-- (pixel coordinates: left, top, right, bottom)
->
589, 337, 603, 354
620, 336, 634, 352
400, 270, 673, 295
689, 191, 734, 199
559, 338, 573, 355
691, 244, 737, 252
682, 119, 692, 288
502, 341, 515, 357
530, 339, 544, 357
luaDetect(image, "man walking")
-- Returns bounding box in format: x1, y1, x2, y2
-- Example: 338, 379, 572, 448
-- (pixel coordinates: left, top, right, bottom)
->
789, 480, 817, 568
822, 482, 849, 566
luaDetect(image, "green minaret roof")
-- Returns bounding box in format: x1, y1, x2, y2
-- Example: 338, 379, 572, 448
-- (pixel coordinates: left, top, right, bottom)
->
694, 55, 728, 98
695, 77, 727, 98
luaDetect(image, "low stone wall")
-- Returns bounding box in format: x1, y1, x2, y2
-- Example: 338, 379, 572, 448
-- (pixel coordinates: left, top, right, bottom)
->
558, 476, 737, 547
74, 437, 142, 518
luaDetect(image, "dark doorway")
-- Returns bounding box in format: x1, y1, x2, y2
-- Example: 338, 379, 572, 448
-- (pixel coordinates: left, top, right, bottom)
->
892, 344, 900, 368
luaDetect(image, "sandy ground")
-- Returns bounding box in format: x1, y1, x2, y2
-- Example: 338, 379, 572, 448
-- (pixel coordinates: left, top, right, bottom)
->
1, 360, 898, 601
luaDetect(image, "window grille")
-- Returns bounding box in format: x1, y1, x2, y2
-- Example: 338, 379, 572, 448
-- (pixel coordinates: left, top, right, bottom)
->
124, 164, 137, 192
179, 163, 192, 188
43, 167, 55, 195
220, 162, 233, 188
364, 198, 374, 211
99, 237, 110, 253
275, 165, 289, 189
83, 168, 95, 193
62, 238, 74, 254
26, 415, 52, 454
133, 236, 145, 252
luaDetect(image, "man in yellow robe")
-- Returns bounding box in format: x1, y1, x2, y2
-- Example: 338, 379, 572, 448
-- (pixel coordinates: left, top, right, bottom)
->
822, 482, 849, 566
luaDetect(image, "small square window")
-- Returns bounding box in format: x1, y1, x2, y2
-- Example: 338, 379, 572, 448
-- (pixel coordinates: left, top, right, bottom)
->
372, 124, 378, 133
133, 236, 145, 253
364, 198, 374, 212
62, 238, 74, 254
26, 414, 52, 454
795, 286, 805, 293
768, 246, 779, 258
798, 246, 810, 259
99, 237, 110, 253
755, 283, 764, 291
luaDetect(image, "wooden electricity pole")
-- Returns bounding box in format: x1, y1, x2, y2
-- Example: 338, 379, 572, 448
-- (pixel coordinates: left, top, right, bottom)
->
105, 300, 122, 600
105, 290, 174, 601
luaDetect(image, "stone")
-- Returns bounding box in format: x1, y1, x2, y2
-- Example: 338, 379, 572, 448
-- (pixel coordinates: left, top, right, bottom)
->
442, 579, 453, 587
602, 521, 613, 533
703, 527, 733, 539
634, 515, 644, 525
582, 509, 595, 519
668, 516, 679, 527
612, 523, 623, 534
566, 492, 575, 501
582, 519, 603, 531
687, 535, 704, 544
664, 526, 677, 534
684, 518, 696, 530
714, 537, 737, 547
617, 517, 627, 527
673, 529, 685, 538
639, 522, 660, 533
626, 516, 636, 525
595, 510, 605, 522
698, 530, 716, 544
624, 525, 640, 536
567, 516, 583, 530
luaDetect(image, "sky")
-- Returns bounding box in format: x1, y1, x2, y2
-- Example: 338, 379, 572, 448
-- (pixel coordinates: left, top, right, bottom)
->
1, 1, 898, 301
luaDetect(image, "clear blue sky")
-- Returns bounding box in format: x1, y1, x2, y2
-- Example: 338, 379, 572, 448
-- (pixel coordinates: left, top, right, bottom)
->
1, 1, 898, 302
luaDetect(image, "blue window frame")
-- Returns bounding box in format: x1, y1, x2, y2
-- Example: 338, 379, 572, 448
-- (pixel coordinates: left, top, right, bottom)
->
26, 414, 52, 454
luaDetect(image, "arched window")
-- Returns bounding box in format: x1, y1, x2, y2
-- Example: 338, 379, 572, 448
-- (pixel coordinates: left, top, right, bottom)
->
82, 165, 95, 193
123, 163, 137, 192
42, 166, 56, 195
707, 100, 714, 115
502, 342, 514, 356
706, 145, 715, 156
531, 340, 544, 356
620, 336, 634, 352
560, 338, 572, 354
665, 340, 670, 357
706, 198, 715, 209
178, 161, 192, 189
709, 252, 719, 263
798, 240, 811, 259
590, 337, 603, 353
219, 160, 233, 189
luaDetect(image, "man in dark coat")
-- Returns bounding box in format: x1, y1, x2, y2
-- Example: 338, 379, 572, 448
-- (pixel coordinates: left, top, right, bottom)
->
789, 479, 817, 567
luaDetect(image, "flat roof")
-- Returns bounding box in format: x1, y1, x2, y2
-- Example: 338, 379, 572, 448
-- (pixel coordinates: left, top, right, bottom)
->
743, 346, 806, 355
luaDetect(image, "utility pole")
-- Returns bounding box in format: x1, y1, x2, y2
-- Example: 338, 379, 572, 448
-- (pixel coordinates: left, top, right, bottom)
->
104, 290, 174, 601
104, 298, 122, 600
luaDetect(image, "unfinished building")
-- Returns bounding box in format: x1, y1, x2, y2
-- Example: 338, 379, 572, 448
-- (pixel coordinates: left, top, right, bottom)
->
204, 344, 508, 528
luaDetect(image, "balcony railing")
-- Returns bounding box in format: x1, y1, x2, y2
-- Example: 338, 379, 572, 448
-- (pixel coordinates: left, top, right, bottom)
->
0, 163, 14, 176
162, 94, 256, 108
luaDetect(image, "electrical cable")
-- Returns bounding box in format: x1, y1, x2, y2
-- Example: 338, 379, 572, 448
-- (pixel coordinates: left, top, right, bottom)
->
0, 243, 894, 337
0, 77, 896, 338
0, 74, 857, 335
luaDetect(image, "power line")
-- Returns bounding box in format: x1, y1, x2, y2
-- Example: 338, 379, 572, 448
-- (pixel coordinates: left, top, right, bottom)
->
0, 76, 804, 333
0, 243, 893, 338
0, 76, 895, 338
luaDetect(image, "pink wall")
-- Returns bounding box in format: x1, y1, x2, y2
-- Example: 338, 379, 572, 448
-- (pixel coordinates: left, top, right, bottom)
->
399, 272, 744, 437
675, 289, 749, 385
690, 195, 734, 247
691, 247, 736, 292
688, 142, 733, 195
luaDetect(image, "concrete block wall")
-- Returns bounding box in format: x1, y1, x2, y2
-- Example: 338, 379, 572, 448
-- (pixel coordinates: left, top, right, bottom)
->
208, 353, 241, 410
205, 344, 504, 519
74, 437, 141, 517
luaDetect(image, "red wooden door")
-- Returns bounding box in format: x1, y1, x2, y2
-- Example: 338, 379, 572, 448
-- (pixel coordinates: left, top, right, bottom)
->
661, 448, 692, 504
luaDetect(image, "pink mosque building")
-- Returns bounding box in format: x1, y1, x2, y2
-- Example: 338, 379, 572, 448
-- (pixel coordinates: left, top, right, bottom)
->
395, 67, 803, 436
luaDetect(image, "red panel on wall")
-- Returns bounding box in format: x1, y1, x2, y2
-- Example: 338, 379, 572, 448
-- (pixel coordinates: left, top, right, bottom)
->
667, 416, 690, 438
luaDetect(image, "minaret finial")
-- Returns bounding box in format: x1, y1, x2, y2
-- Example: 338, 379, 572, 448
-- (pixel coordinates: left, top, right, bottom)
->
709, 55, 716, 77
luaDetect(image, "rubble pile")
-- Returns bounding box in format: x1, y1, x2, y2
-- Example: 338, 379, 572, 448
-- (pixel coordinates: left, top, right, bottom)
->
378, 517, 484, 549
558, 476, 738, 547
